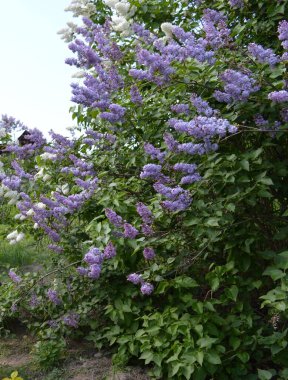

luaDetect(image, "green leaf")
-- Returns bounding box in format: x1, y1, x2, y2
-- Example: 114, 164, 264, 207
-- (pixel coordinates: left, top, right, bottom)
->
240, 159, 250, 171
263, 267, 285, 281
237, 352, 250, 363
206, 351, 221, 365
139, 350, 154, 364
257, 369, 273, 380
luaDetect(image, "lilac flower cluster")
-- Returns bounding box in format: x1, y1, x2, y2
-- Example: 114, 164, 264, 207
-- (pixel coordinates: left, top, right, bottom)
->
278, 20, 288, 50
43, 131, 75, 161
143, 247, 155, 260
170, 104, 190, 115
229, 0, 244, 8
47, 289, 61, 305
130, 85, 143, 105
214, 69, 259, 103
127, 273, 154, 295
136, 202, 154, 236
168, 116, 237, 139
5, 128, 46, 158
268, 90, 288, 103
153, 182, 192, 211
202, 9, 230, 50
78, 242, 116, 280
8, 270, 22, 284
248, 43, 279, 66
190, 94, 214, 117
144, 143, 166, 163
63, 312, 80, 328
0, 114, 25, 133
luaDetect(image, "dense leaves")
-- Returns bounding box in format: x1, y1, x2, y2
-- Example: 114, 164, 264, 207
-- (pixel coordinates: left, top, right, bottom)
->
0, 0, 288, 378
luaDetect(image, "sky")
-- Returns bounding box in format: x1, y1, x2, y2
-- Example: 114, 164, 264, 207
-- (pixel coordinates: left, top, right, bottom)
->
0, 0, 77, 136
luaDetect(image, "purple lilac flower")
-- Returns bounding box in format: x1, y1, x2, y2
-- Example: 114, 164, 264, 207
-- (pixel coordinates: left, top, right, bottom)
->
144, 143, 166, 162
100, 104, 126, 123
132, 23, 157, 44
180, 173, 202, 185
254, 114, 269, 127
77, 267, 89, 276
280, 108, 288, 122
63, 312, 80, 328
140, 164, 163, 180
47, 320, 59, 329
248, 43, 279, 66
268, 90, 288, 103
141, 224, 154, 236
202, 9, 230, 49
30, 293, 40, 308
214, 69, 259, 103
163, 132, 179, 152
282, 52, 288, 61
124, 223, 139, 239
8, 270, 22, 284
143, 247, 155, 260
170, 104, 190, 115
47, 244, 64, 254
140, 282, 154, 295
88, 264, 102, 279
105, 208, 123, 227
130, 85, 143, 105
47, 289, 61, 305
127, 273, 143, 284
84, 247, 104, 265
103, 242, 116, 259
278, 20, 288, 50
173, 163, 198, 174
229, 0, 244, 7
0, 114, 25, 132
136, 202, 153, 224
190, 94, 214, 116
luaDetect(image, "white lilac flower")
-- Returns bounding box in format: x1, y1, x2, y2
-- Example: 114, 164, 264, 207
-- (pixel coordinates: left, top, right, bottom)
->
40, 152, 57, 160
161, 22, 174, 38
104, 0, 118, 8
43, 174, 51, 182
35, 202, 46, 209
115, 1, 130, 16
7, 230, 19, 240
112, 15, 130, 32
16, 232, 25, 242
26, 208, 35, 216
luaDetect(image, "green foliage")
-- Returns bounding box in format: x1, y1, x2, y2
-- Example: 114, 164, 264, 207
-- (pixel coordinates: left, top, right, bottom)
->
33, 338, 66, 370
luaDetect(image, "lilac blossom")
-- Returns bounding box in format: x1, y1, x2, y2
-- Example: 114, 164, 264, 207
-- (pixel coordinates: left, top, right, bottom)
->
170, 104, 190, 115
180, 173, 202, 185
104, 242, 116, 259
173, 163, 198, 174
136, 202, 153, 224
248, 43, 279, 66
229, 0, 244, 7
144, 143, 166, 163
278, 20, 288, 50
268, 90, 288, 103
77, 267, 89, 276
140, 282, 154, 295
127, 273, 143, 284
100, 104, 126, 123
141, 223, 154, 236
143, 247, 155, 260
84, 247, 104, 265
8, 270, 22, 284
190, 94, 214, 116
163, 132, 179, 152
124, 223, 139, 239
47, 244, 64, 254
202, 9, 230, 50
130, 85, 143, 105
88, 264, 101, 279
132, 23, 157, 44
105, 208, 123, 227
214, 69, 259, 103
30, 293, 40, 308
47, 289, 61, 305
63, 312, 80, 328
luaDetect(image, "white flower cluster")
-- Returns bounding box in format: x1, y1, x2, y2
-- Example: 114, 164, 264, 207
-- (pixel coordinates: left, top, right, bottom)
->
104, 0, 136, 35
0, 185, 19, 205
55, 183, 70, 195
65, 0, 96, 18
34, 167, 51, 182
7, 230, 25, 245
57, 21, 78, 43
0, 128, 7, 138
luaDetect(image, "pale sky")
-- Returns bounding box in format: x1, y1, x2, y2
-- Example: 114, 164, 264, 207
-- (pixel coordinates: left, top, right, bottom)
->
0, 0, 77, 136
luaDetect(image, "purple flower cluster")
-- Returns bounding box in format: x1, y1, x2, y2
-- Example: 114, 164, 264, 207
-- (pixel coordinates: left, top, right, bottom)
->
47, 289, 61, 305
214, 69, 259, 103
5, 128, 46, 158
8, 270, 22, 284
105, 208, 123, 227
170, 104, 190, 115
278, 20, 288, 50
136, 202, 153, 224
144, 143, 166, 163
153, 183, 192, 211
248, 43, 279, 66
63, 312, 80, 328
268, 90, 288, 103
202, 8, 230, 50
127, 273, 154, 295
229, 0, 244, 8
130, 85, 143, 105
168, 116, 237, 139
143, 247, 155, 260
124, 223, 139, 239
190, 94, 214, 117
